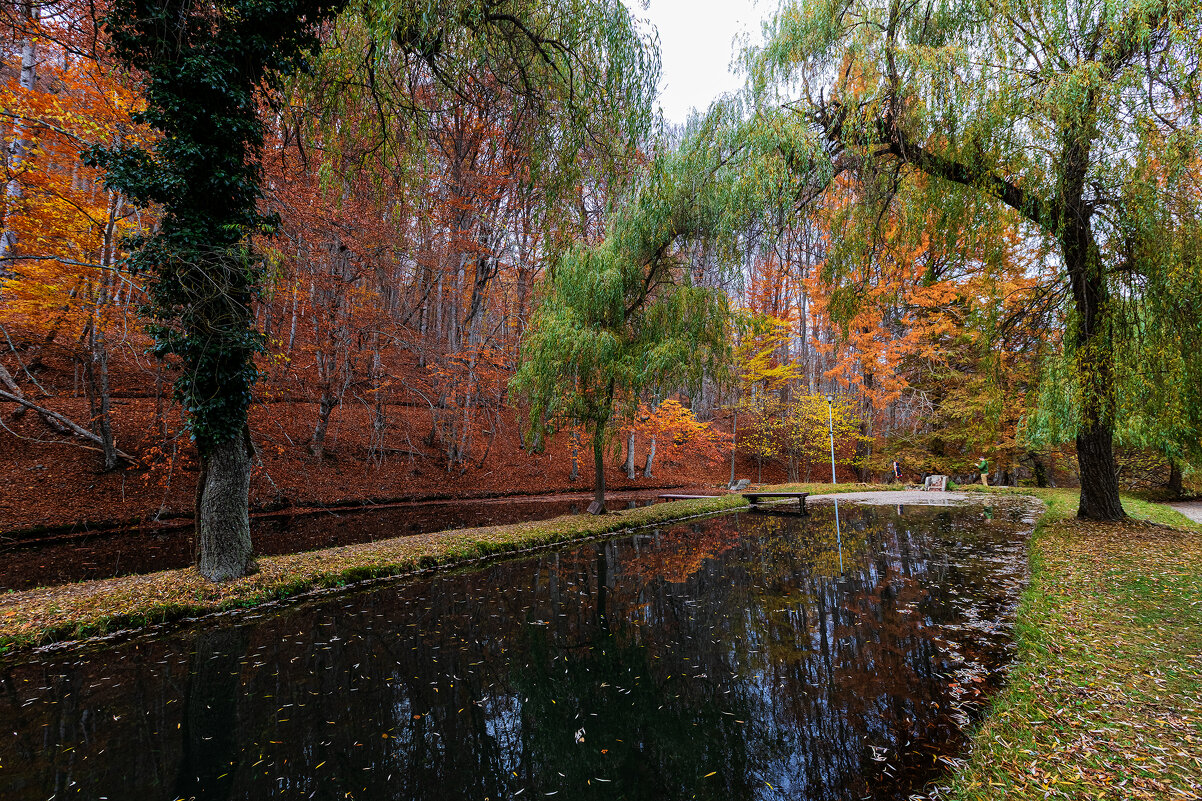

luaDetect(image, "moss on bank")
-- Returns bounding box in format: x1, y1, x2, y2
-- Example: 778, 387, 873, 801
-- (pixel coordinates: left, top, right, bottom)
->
0, 493, 746, 655
945, 486, 1202, 799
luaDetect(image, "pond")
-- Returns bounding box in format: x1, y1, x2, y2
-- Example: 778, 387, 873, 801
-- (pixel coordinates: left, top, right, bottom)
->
0, 497, 1035, 800
0, 490, 672, 591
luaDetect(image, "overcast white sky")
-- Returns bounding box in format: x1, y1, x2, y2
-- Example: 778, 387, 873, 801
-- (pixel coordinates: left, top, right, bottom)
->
623, 0, 777, 124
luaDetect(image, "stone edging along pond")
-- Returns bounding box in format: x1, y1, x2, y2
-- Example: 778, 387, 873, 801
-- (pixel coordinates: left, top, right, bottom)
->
0, 493, 748, 655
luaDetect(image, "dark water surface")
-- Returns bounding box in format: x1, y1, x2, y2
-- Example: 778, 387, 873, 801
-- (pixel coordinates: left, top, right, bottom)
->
0, 499, 1033, 800
0, 491, 666, 590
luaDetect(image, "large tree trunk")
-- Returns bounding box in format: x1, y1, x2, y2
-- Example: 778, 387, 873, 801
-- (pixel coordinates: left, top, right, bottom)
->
196, 429, 254, 581
310, 391, 335, 460
1076, 424, 1124, 519
729, 409, 737, 486
1167, 460, 1184, 498
82, 320, 119, 471
1058, 108, 1125, 521
623, 431, 636, 480
1064, 231, 1124, 518
643, 436, 656, 479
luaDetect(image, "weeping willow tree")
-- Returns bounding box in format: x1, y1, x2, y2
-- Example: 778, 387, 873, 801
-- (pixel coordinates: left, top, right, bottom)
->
98, 0, 660, 581
741, 0, 1202, 519
510, 111, 757, 511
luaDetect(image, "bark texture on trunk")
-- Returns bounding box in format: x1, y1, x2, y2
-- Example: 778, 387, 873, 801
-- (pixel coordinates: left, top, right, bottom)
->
643, 436, 655, 478
623, 431, 636, 480
1167, 460, 1184, 498
1075, 424, 1124, 520
311, 391, 335, 460
0, 10, 36, 272
1059, 111, 1125, 521
196, 429, 254, 581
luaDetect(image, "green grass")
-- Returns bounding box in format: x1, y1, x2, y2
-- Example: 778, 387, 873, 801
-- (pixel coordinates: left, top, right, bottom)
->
0, 493, 746, 655
944, 486, 1202, 799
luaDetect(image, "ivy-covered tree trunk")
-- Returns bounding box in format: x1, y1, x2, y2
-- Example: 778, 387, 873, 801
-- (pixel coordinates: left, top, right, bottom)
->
91, 0, 346, 581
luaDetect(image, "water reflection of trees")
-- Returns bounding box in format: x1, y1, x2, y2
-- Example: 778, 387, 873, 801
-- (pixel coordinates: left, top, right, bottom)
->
0, 503, 1030, 801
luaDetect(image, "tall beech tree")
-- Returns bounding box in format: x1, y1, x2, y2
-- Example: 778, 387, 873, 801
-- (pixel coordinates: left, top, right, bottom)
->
747, 0, 1202, 519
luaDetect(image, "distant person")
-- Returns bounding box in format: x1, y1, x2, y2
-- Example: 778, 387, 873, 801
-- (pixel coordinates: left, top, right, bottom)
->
892, 460, 902, 484
977, 456, 989, 486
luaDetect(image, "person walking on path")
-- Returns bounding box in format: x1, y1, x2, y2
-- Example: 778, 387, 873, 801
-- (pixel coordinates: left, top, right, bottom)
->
977, 456, 989, 486
892, 460, 902, 484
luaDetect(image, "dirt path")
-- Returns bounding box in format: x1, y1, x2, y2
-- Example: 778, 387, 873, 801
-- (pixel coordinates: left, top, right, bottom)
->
1168, 501, 1202, 524
808, 490, 974, 505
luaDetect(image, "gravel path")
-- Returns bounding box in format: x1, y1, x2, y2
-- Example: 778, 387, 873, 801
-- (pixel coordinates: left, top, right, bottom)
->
807, 490, 974, 505
1168, 502, 1202, 524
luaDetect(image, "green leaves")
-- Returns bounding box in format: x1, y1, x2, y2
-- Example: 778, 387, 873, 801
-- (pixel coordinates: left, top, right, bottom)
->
511, 129, 739, 447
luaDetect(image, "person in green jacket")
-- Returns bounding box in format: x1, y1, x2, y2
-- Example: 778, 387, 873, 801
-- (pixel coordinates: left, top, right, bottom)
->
977, 456, 988, 486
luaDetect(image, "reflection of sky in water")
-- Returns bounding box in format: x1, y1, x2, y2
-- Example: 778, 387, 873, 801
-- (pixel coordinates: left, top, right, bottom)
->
0, 500, 1034, 801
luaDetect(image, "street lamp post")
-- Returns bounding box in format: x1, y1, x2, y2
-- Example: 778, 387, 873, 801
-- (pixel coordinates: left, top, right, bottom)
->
825, 394, 837, 484
825, 394, 843, 571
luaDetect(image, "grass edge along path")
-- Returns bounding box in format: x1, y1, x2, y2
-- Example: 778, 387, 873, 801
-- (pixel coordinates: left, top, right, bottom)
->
0, 494, 747, 655
943, 486, 1202, 800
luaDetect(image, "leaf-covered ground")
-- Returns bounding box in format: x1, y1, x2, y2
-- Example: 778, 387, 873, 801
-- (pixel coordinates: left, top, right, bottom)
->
0, 494, 746, 654
945, 488, 1202, 800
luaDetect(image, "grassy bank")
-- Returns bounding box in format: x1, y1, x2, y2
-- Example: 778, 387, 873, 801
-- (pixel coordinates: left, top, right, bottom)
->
946, 486, 1202, 799
0, 493, 746, 655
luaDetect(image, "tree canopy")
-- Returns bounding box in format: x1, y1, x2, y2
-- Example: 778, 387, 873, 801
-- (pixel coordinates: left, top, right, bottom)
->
735, 0, 1202, 518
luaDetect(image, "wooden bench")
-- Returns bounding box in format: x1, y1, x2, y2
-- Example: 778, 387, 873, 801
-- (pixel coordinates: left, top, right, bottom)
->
743, 491, 810, 514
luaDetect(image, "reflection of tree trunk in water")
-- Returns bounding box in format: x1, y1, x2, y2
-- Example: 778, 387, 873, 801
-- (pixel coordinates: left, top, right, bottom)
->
173, 625, 248, 801
595, 543, 610, 634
